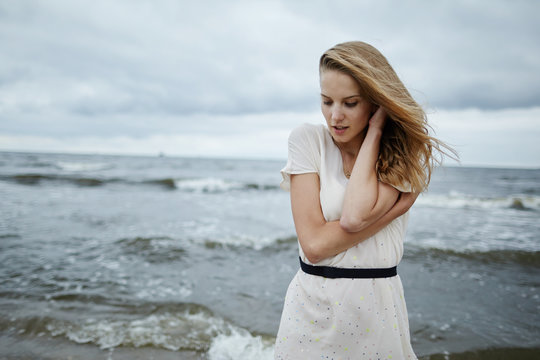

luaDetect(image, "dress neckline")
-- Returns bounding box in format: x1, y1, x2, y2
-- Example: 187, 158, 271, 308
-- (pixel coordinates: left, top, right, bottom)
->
323, 125, 350, 183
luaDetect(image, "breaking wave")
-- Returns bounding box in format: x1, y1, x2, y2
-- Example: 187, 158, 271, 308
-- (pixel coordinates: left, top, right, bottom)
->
1, 173, 109, 187
115, 236, 187, 263
200, 235, 296, 251
405, 245, 540, 267
174, 178, 245, 193
0, 173, 279, 192
56, 161, 113, 172
3, 302, 274, 358
115, 235, 297, 255
208, 327, 274, 360
418, 191, 540, 211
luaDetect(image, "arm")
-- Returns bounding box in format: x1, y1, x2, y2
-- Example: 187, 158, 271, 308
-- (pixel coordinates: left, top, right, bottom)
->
340, 107, 399, 232
290, 172, 418, 264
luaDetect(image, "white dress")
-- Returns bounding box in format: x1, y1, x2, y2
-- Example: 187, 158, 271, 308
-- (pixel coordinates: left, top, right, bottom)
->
274, 123, 417, 360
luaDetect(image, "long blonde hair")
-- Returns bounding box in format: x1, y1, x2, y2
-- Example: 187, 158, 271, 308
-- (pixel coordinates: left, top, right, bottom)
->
320, 41, 456, 192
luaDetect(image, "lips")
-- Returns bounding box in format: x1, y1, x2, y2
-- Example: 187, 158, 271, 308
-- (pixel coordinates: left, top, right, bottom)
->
333, 125, 348, 135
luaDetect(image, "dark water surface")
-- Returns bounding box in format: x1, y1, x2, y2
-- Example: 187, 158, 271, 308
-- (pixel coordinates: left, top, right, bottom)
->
0, 151, 539, 359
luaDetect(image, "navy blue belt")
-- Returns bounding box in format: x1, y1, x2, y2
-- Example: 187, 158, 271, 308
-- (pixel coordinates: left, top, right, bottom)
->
299, 257, 397, 279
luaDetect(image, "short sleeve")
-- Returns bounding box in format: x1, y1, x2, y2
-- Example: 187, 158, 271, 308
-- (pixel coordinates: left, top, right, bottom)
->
280, 124, 321, 191
390, 181, 412, 193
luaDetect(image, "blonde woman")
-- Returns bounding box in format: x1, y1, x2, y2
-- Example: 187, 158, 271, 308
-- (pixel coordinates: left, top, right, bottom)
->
275, 41, 454, 359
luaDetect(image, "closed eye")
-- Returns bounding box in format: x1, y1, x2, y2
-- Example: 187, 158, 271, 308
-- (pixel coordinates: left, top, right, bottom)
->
345, 102, 358, 108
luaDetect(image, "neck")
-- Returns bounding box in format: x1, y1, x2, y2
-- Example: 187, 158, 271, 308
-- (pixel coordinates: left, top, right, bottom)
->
333, 130, 367, 158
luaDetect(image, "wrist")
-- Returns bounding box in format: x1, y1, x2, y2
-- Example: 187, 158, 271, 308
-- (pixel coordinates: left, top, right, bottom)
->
365, 127, 383, 141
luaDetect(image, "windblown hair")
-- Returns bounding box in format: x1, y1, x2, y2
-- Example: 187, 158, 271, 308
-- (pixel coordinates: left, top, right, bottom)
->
320, 41, 456, 192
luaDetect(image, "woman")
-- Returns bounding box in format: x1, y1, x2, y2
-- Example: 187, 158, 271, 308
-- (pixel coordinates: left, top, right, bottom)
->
274, 41, 454, 359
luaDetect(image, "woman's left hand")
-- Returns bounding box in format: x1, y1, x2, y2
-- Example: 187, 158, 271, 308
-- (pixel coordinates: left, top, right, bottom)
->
369, 106, 387, 132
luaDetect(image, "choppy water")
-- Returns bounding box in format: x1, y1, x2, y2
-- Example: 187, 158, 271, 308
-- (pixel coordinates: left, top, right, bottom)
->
0, 151, 539, 359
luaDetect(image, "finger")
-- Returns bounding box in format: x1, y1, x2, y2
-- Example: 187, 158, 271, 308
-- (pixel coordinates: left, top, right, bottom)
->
369, 108, 387, 127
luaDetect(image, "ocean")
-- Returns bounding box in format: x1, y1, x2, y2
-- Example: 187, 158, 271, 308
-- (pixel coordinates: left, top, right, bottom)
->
0, 151, 538, 359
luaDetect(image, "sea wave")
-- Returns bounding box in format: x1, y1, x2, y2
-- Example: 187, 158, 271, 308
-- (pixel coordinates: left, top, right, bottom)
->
115, 235, 296, 256
208, 327, 274, 360
405, 245, 540, 267
4, 302, 274, 357
174, 178, 245, 193
0, 173, 279, 192
115, 236, 187, 263
56, 161, 113, 172
201, 235, 296, 251
0, 173, 108, 187
46, 309, 222, 351
173, 178, 279, 193
418, 192, 540, 211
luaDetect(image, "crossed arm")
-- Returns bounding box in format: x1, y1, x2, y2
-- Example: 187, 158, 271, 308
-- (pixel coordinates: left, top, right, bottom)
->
290, 174, 417, 264
340, 107, 399, 232
290, 108, 418, 264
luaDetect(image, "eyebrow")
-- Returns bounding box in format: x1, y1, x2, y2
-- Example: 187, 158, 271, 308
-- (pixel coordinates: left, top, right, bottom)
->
320, 93, 362, 100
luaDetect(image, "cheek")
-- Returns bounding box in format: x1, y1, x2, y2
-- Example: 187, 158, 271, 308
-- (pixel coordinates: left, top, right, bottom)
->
321, 106, 331, 120
351, 110, 370, 126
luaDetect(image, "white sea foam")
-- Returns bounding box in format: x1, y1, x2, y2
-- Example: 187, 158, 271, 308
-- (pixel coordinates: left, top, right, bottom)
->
417, 192, 540, 210
46, 310, 224, 351
56, 161, 111, 172
174, 178, 244, 193
45, 308, 275, 357
200, 234, 279, 250
208, 327, 275, 360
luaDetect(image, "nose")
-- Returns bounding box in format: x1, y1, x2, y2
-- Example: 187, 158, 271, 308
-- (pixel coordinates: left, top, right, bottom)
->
331, 105, 344, 122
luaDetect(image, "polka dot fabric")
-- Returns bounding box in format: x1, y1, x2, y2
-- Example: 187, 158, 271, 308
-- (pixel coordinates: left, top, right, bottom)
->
275, 124, 417, 359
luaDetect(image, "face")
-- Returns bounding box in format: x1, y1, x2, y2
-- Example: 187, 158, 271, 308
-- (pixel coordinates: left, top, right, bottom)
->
320, 69, 373, 147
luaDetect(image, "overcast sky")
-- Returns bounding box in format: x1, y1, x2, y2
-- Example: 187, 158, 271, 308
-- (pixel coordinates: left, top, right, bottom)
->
1, 0, 539, 167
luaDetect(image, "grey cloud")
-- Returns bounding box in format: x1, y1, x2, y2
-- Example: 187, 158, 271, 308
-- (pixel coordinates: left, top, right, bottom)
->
1, 1, 320, 119
1, 0, 539, 139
